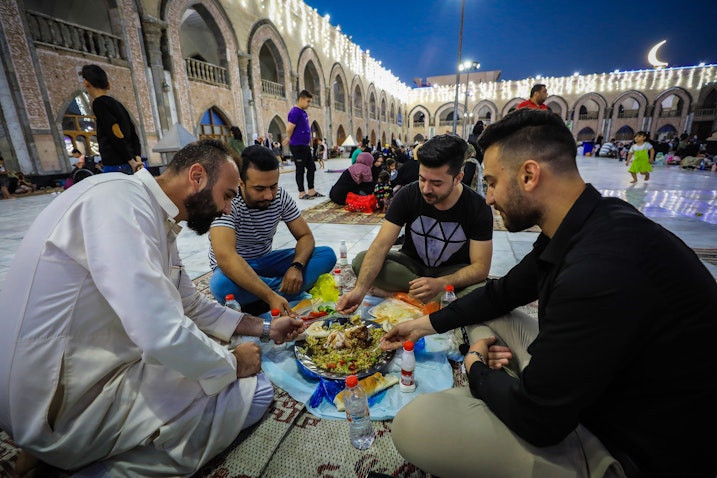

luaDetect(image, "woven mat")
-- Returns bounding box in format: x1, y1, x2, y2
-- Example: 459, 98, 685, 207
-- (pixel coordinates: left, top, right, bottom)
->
0, 270, 537, 478
693, 248, 717, 267
301, 199, 386, 225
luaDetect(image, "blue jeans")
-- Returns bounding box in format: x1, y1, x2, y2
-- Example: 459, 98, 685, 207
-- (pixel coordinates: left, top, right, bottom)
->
209, 247, 337, 305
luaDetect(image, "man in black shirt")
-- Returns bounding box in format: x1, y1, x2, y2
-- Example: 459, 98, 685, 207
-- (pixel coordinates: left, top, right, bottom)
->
337, 134, 493, 311
81, 64, 143, 175
383, 109, 717, 478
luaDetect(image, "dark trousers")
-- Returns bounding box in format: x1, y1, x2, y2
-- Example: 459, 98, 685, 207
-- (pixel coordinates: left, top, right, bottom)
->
290, 144, 315, 193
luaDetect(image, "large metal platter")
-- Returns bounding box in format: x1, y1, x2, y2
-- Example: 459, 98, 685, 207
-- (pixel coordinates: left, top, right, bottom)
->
294, 317, 395, 380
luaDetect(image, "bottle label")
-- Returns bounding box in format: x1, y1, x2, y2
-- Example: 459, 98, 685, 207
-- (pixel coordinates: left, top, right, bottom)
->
400, 369, 414, 386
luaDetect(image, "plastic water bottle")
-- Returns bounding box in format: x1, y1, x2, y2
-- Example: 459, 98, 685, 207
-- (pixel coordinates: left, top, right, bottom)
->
225, 294, 241, 312
400, 341, 416, 392
343, 375, 375, 450
339, 240, 348, 265
334, 268, 343, 295
440, 285, 456, 309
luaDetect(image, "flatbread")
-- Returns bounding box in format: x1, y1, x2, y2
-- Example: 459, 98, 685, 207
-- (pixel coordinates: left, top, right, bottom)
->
333, 372, 399, 411
369, 298, 423, 331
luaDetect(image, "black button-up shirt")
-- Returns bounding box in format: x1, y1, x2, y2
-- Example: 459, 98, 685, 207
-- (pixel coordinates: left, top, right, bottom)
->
431, 184, 717, 477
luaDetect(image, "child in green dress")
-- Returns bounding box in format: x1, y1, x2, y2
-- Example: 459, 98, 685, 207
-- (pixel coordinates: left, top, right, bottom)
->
626, 131, 654, 183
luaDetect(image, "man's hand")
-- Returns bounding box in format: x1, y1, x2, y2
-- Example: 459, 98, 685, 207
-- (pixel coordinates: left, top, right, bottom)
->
280, 267, 303, 296
337, 288, 364, 315
270, 315, 306, 344
232, 342, 262, 377
380, 315, 435, 351
487, 343, 513, 370
281, 137, 289, 147
465, 337, 495, 373
129, 157, 143, 173
408, 277, 445, 303
268, 294, 293, 317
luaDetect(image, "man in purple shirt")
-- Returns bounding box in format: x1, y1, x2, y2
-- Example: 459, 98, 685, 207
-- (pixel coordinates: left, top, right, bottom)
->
282, 90, 323, 200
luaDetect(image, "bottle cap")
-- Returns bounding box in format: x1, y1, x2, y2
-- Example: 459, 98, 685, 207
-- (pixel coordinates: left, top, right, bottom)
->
346, 375, 358, 387
271, 308, 280, 317
445, 285, 454, 292
403, 341, 414, 351
334, 268, 341, 274
225, 294, 235, 301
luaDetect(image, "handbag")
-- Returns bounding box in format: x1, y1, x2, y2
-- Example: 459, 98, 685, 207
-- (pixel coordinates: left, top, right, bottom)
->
344, 192, 377, 212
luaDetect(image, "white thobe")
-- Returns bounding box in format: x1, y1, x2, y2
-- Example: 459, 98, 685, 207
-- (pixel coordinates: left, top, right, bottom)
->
0, 170, 257, 475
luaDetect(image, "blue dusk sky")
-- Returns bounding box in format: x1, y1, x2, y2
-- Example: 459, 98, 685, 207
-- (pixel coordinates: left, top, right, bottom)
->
303, 0, 716, 86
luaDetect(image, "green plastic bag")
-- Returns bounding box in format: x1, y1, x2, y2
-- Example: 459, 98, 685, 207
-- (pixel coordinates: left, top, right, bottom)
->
309, 273, 339, 303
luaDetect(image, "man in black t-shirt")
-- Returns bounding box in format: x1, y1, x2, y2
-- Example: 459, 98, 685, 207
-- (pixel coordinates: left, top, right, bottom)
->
337, 135, 493, 312
81, 64, 143, 175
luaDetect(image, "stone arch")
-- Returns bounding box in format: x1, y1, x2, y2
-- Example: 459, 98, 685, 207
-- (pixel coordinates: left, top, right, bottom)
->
653, 87, 692, 133
329, 63, 349, 113
610, 90, 647, 120
389, 100, 395, 123
298, 46, 326, 107
544, 95, 569, 120
614, 124, 635, 141
336, 124, 346, 146
379, 92, 388, 122
311, 121, 323, 143
435, 102, 462, 128
409, 105, 430, 127
367, 85, 378, 120
472, 100, 497, 123
356, 127, 364, 142
351, 76, 365, 118
247, 20, 292, 100
502, 98, 524, 117
164, 0, 242, 129
370, 129, 377, 146
267, 115, 286, 144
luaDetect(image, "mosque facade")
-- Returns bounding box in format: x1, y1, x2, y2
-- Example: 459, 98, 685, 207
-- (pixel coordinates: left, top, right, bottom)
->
0, 0, 715, 178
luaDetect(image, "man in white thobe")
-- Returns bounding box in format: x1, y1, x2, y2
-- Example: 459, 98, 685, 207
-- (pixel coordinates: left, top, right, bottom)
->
0, 140, 305, 476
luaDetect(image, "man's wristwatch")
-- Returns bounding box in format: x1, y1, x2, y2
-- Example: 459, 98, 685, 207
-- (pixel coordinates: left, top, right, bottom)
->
289, 261, 304, 272
260, 319, 271, 343
465, 351, 485, 364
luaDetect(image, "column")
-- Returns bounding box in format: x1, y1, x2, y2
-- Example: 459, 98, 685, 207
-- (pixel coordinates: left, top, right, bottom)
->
141, 15, 170, 133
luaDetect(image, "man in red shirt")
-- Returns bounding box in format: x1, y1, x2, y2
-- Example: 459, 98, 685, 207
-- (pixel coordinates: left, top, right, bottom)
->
516, 84, 548, 110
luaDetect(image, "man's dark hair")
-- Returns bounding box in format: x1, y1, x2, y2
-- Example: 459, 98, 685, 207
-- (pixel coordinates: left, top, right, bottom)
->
530, 84, 546, 97
166, 139, 236, 183
416, 134, 468, 177
298, 89, 313, 99
240, 144, 279, 181
71, 148, 81, 155
477, 109, 577, 172
80, 64, 109, 90
230, 126, 243, 140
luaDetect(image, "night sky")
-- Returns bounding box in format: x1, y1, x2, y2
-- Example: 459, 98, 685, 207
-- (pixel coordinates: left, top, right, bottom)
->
303, 0, 716, 86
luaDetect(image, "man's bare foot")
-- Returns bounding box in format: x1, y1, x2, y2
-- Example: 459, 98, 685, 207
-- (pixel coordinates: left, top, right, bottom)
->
14, 450, 41, 477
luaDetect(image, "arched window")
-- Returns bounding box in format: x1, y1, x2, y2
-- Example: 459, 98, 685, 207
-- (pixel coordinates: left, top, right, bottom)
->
333, 77, 345, 112
577, 127, 595, 141
199, 107, 230, 142
615, 125, 635, 141
62, 93, 98, 159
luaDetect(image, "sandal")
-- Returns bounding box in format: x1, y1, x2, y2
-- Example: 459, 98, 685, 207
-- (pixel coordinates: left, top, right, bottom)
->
310, 192, 325, 198
299, 194, 314, 200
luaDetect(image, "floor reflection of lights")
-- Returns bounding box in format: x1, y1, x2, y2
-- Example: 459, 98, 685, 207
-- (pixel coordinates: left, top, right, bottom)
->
600, 190, 717, 225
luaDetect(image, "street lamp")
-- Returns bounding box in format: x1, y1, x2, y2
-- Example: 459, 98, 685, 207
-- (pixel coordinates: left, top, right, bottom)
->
460, 61, 480, 138
451, 0, 466, 135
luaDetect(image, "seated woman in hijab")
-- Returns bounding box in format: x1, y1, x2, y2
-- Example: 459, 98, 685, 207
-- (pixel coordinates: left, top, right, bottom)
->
329, 152, 375, 205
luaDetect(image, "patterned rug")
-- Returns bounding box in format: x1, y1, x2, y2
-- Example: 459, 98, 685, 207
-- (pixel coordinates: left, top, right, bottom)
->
693, 248, 717, 267
301, 199, 387, 225
0, 269, 537, 478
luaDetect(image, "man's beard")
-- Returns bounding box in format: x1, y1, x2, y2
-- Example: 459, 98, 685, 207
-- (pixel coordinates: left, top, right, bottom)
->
185, 187, 222, 235
496, 182, 541, 232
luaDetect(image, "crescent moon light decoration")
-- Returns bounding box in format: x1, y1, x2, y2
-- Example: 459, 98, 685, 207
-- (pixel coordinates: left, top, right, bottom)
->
648, 40, 668, 69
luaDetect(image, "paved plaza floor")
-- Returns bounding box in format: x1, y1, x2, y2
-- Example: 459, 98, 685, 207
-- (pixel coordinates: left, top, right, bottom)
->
0, 155, 715, 292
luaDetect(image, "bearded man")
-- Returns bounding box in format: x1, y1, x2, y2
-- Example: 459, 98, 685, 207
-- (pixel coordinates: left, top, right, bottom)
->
0, 140, 306, 476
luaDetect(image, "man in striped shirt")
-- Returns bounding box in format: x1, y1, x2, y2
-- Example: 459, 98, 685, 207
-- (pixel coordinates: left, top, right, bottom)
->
208, 145, 336, 315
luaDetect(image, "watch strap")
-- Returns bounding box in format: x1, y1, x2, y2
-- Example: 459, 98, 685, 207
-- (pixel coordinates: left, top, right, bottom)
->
260, 319, 271, 343
465, 351, 485, 364
289, 261, 304, 272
